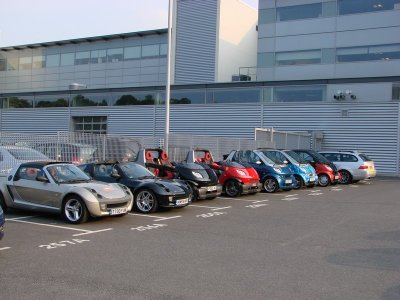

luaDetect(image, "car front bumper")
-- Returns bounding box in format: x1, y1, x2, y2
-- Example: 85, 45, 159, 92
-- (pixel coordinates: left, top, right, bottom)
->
197, 184, 223, 199
241, 182, 262, 194
86, 195, 133, 217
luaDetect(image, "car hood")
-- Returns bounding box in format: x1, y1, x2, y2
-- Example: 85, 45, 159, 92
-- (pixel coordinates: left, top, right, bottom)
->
70, 181, 126, 199
144, 178, 187, 193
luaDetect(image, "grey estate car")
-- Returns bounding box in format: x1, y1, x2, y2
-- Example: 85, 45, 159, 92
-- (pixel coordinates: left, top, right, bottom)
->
0, 161, 133, 224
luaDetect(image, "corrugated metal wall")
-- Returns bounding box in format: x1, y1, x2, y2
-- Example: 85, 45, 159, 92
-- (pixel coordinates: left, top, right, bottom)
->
0, 102, 399, 175
174, 0, 217, 84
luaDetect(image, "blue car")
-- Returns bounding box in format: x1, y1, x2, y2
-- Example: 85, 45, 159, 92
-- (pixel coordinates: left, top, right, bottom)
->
0, 205, 5, 240
226, 150, 296, 193
259, 149, 318, 189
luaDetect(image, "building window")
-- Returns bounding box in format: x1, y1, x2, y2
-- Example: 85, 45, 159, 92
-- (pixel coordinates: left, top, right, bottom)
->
2, 96, 34, 108
259, 8, 276, 24
75, 51, 90, 65
338, 0, 400, 15
276, 50, 321, 66
273, 85, 326, 102
0, 52, 6, 71
46, 54, 60, 67
142, 45, 159, 57
393, 83, 400, 100
159, 90, 206, 105
336, 44, 400, 63
34, 95, 69, 108
6, 52, 19, 70
112, 92, 156, 105
206, 88, 261, 104
277, 3, 322, 22
107, 48, 123, 63
160, 44, 168, 56
72, 116, 107, 134
19, 56, 32, 70
32, 55, 45, 69
258, 52, 275, 67
90, 50, 107, 64
61, 53, 75, 66
71, 94, 109, 107
124, 46, 141, 60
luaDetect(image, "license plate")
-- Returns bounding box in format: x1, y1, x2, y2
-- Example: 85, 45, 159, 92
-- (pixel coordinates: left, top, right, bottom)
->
110, 207, 127, 215
207, 186, 217, 192
285, 179, 292, 184
176, 198, 189, 206
309, 177, 315, 182
334, 175, 339, 179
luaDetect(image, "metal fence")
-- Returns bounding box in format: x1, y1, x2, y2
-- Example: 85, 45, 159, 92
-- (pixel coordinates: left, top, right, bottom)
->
0, 131, 256, 174
254, 128, 312, 150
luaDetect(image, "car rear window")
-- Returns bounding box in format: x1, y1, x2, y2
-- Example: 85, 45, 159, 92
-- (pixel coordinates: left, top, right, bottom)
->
358, 154, 371, 161
340, 154, 358, 162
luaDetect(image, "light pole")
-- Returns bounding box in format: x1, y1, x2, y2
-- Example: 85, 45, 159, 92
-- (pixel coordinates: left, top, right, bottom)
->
165, 0, 174, 154
68, 82, 87, 131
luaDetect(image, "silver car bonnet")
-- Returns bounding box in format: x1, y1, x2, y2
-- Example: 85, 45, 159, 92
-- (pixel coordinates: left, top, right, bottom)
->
68, 181, 127, 199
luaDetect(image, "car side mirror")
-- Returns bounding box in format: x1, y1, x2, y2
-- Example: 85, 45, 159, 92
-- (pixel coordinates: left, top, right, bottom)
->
255, 160, 262, 165
36, 175, 49, 183
283, 160, 289, 164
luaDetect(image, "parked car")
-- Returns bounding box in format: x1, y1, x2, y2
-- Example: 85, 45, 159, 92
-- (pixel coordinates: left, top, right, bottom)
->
78, 161, 192, 213
135, 148, 222, 201
32, 142, 97, 164
0, 145, 50, 174
318, 151, 377, 184
258, 149, 318, 189
225, 150, 296, 193
186, 149, 261, 197
0, 205, 4, 240
292, 149, 340, 187
0, 161, 133, 224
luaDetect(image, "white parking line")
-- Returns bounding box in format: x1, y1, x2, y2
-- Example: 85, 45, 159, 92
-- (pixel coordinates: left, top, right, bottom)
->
0, 247, 11, 251
128, 213, 182, 222
217, 197, 255, 202
6, 215, 38, 221
72, 228, 113, 236
189, 204, 231, 211
6, 218, 100, 234
308, 193, 324, 196
251, 200, 269, 203
281, 198, 298, 201
331, 188, 343, 191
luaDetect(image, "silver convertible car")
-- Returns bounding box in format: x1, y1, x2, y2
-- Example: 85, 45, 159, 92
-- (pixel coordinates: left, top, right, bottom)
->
0, 161, 133, 224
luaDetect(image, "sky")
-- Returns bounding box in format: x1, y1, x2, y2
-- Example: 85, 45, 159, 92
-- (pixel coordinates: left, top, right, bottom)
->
0, 0, 258, 47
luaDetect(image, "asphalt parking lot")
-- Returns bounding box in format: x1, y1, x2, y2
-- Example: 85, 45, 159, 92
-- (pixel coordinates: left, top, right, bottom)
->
1, 178, 399, 300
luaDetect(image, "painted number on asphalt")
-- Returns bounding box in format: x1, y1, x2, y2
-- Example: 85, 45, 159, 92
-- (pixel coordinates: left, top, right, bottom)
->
131, 224, 167, 231
39, 239, 90, 250
196, 212, 227, 218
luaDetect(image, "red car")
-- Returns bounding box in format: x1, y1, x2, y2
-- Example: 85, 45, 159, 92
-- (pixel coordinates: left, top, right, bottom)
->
186, 149, 261, 197
292, 149, 340, 187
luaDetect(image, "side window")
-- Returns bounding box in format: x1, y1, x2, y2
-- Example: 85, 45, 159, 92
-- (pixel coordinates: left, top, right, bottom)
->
322, 153, 338, 161
248, 152, 261, 164
340, 154, 358, 162
18, 166, 42, 181
276, 152, 287, 162
94, 164, 113, 177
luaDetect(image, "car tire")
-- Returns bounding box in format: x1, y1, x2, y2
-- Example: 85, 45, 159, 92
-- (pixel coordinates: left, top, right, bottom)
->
339, 170, 352, 184
62, 195, 89, 224
0, 193, 8, 212
263, 177, 279, 193
135, 189, 158, 214
318, 174, 330, 187
224, 179, 241, 197
293, 175, 303, 190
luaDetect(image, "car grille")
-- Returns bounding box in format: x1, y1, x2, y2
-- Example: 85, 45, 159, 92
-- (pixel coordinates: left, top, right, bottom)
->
107, 202, 128, 209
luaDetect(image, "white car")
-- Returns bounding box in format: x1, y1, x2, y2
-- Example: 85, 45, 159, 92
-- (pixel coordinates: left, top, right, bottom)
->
0, 145, 50, 174
318, 151, 376, 184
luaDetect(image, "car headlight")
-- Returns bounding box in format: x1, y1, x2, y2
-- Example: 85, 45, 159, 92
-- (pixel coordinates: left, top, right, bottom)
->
84, 187, 103, 199
235, 169, 246, 176
192, 171, 203, 179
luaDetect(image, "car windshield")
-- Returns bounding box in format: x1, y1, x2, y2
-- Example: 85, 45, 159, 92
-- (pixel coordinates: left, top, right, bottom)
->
8, 148, 49, 160
254, 152, 275, 165
260, 151, 286, 164
46, 164, 91, 183
119, 162, 155, 179
284, 150, 305, 164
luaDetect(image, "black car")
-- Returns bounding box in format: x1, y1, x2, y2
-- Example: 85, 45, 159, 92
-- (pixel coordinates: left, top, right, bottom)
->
0, 205, 5, 240
78, 161, 192, 213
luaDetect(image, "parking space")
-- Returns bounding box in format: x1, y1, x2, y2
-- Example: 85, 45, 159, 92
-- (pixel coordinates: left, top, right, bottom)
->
1, 178, 399, 299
